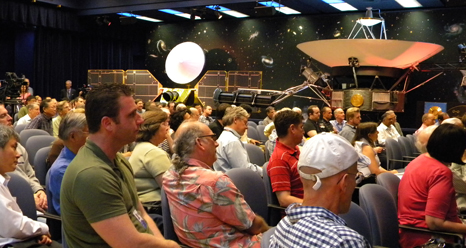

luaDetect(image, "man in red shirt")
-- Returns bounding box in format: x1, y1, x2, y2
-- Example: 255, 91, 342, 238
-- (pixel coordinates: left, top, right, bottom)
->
267, 110, 304, 207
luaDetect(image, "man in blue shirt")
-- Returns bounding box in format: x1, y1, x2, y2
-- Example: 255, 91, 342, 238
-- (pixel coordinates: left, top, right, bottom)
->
48, 112, 88, 214
270, 133, 371, 248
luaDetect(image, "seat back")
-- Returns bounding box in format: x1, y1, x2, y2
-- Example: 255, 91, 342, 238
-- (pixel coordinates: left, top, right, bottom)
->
256, 125, 268, 143
385, 138, 404, 170
161, 188, 180, 242
14, 123, 28, 134
226, 168, 268, 221
6, 172, 38, 220
26, 135, 56, 166
33, 146, 53, 186
19, 129, 50, 146
260, 226, 276, 248
339, 202, 372, 245
262, 162, 282, 226
248, 121, 258, 128
376, 172, 400, 207
406, 134, 418, 152
244, 143, 265, 166
359, 184, 399, 247
398, 136, 415, 157
247, 126, 261, 141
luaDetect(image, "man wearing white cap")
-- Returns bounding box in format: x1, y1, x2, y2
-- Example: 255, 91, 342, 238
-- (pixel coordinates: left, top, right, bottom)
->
269, 133, 371, 247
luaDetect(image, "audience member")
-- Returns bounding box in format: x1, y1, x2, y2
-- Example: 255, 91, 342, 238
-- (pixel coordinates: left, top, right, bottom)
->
303, 105, 322, 138
398, 124, 466, 248
169, 109, 190, 132
0, 125, 60, 248
48, 112, 87, 215
214, 107, 263, 176
377, 110, 400, 145
25, 99, 56, 135
163, 121, 269, 247
18, 84, 31, 105
239, 104, 260, 145
16, 103, 40, 126
267, 110, 304, 207
438, 112, 449, 124
74, 96, 85, 110
129, 111, 171, 215
208, 103, 230, 139
330, 108, 346, 133
52, 101, 70, 137
0, 104, 48, 212
17, 96, 36, 119
135, 99, 145, 115
339, 107, 361, 143
415, 125, 437, 153
291, 107, 302, 115
199, 105, 214, 125
193, 104, 203, 115
270, 133, 371, 247
24, 78, 34, 95
320, 106, 336, 133
35, 95, 42, 105
353, 122, 397, 183
60, 80, 77, 101
175, 103, 187, 111
145, 101, 158, 112
414, 113, 436, 135
60, 84, 178, 247
263, 106, 275, 126
189, 107, 200, 122
167, 101, 175, 115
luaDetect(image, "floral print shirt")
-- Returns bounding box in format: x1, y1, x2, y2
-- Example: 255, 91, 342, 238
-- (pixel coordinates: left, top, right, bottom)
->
163, 158, 261, 248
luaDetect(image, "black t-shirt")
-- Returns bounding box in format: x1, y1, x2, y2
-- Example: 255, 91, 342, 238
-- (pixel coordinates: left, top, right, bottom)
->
321, 119, 334, 133
303, 119, 322, 138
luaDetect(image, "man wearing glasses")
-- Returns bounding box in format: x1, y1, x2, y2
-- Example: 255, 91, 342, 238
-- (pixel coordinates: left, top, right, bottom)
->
270, 133, 371, 248
163, 121, 269, 247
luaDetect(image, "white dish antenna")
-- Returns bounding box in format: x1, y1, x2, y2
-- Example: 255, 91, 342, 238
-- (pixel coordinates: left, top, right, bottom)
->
165, 42, 205, 84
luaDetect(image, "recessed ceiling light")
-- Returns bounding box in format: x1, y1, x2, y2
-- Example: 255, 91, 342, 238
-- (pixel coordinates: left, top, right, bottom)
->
258, 2, 301, 15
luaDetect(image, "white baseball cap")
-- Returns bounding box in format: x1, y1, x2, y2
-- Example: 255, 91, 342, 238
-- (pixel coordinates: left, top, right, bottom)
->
298, 132, 370, 190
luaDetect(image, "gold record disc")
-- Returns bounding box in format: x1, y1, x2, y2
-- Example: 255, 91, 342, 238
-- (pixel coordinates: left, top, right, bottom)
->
428, 106, 441, 119
350, 94, 364, 107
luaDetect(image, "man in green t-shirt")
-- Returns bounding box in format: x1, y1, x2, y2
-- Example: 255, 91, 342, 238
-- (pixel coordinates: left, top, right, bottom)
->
60, 83, 179, 248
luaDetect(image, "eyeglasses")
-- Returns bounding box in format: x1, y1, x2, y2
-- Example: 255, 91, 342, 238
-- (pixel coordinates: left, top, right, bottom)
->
336, 171, 364, 185
198, 134, 217, 141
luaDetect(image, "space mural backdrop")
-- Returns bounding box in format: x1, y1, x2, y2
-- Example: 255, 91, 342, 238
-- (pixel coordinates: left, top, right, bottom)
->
146, 7, 466, 125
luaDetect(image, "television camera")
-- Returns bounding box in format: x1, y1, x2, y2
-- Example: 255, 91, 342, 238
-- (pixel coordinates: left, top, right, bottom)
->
0, 72, 27, 104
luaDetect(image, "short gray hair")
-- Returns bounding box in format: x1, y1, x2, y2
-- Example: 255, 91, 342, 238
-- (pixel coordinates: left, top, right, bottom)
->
58, 112, 87, 141
222, 107, 249, 126
0, 126, 19, 149
27, 103, 39, 111
172, 122, 204, 172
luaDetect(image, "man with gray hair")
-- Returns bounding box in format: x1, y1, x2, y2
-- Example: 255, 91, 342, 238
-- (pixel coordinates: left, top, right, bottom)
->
213, 107, 263, 176
0, 104, 48, 212
330, 108, 346, 133
48, 112, 88, 214
163, 121, 269, 247
16, 103, 40, 125
377, 110, 400, 145
270, 133, 370, 247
